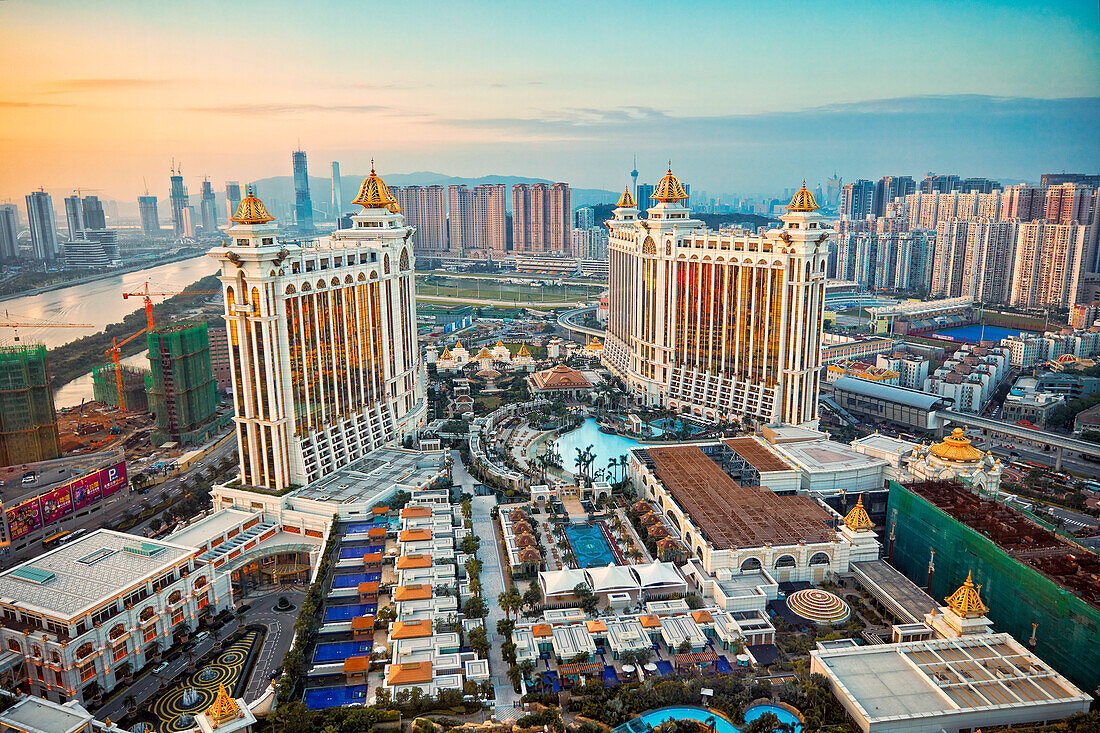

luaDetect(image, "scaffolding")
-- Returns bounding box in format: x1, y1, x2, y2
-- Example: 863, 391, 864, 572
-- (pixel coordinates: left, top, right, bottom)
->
92, 363, 151, 412
146, 323, 218, 446
888, 479, 1100, 693
0, 344, 60, 466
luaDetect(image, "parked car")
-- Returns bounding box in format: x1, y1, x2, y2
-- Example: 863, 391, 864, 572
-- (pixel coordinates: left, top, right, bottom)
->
194, 631, 210, 644
153, 661, 170, 674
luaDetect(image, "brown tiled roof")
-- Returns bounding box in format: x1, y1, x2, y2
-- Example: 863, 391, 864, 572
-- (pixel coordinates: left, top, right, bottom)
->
394, 584, 432, 602
350, 615, 375, 630
397, 554, 432, 569
518, 548, 541, 563
391, 620, 434, 639
585, 620, 607, 633
363, 552, 384, 564
639, 615, 662, 628
388, 661, 433, 685
372, 506, 390, 515
532, 623, 553, 638
357, 581, 380, 594
368, 527, 387, 538
530, 364, 592, 390
399, 529, 432, 542
559, 661, 604, 676
344, 656, 371, 674
401, 506, 432, 519
691, 610, 714, 624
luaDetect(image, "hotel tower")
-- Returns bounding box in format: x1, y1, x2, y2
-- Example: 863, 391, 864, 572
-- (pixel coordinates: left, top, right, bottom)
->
603, 169, 830, 427
209, 168, 427, 491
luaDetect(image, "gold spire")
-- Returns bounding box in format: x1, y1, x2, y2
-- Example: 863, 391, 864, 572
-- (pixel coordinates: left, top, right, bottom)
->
476, 346, 492, 359
930, 428, 984, 462
651, 165, 689, 203
787, 181, 820, 213
617, 187, 636, 208
440, 346, 452, 359
352, 161, 397, 209
516, 342, 531, 358
945, 571, 989, 618
454, 339, 462, 351
231, 186, 275, 225
844, 495, 874, 532
206, 684, 242, 726
495, 338, 505, 348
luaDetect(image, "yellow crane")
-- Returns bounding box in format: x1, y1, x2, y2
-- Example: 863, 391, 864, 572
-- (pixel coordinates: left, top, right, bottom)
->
0, 310, 91, 342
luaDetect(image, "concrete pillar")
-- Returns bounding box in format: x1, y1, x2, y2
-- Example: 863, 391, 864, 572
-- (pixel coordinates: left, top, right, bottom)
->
1055, 446, 1063, 472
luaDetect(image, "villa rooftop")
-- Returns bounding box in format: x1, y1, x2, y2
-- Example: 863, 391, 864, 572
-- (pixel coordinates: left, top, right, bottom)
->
643, 444, 835, 550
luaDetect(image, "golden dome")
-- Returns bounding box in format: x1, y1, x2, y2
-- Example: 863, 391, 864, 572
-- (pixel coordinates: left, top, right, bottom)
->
945, 570, 989, 618
476, 346, 492, 359
930, 428, 984, 463
352, 161, 397, 209
231, 186, 275, 225
516, 342, 531, 358
651, 165, 689, 203
844, 495, 874, 532
617, 187, 637, 208
787, 182, 820, 213
206, 684, 242, 726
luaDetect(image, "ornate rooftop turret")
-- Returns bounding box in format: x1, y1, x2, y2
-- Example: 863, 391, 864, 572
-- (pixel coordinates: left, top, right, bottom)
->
476, 346, 492, 359
617, 187, 637, 208
440, 346, 452, 359
231, 186, 275, 225
352, 161, 397, 209
787, 181, 820, 213
495, 338, 505, 348
844, 495, 874, 532
945, 570, 989, 618
516, 342, 531, 358
651, 165, 689, 203
930, 428, 984, 463
206, 684, 242, 727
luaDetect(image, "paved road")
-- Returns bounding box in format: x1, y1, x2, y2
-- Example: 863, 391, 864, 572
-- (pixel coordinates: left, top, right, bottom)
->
97, 635, 220, 722
241, 588, 306, 700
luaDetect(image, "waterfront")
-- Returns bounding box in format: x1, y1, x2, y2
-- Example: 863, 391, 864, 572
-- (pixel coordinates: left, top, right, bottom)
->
2, 254, 217, 349
54, 352, 149, 410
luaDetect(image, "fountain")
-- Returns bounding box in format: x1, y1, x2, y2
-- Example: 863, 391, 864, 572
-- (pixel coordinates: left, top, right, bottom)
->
181, 686, 200, 707
198, 667, 220, 683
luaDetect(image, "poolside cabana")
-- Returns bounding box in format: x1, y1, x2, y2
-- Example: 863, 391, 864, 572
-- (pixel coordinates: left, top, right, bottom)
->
631, 561, 688, 600
673, 650, 719, 674
656, 536, 687, 563
539, 567, 590, 606
586, 564, 641, 603
558, 661, 604, 686
357, 581, 380, 603
351, 615, 375, 640
344, 655, 371, 684
512, 520, 533, 535
362, 552, 384, 571
647, 524, 670, 539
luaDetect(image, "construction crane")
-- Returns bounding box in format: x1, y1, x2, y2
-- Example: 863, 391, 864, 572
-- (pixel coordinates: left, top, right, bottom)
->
123, 280, 217, 332
0, 310, 92, 342
105, 327, 148, 412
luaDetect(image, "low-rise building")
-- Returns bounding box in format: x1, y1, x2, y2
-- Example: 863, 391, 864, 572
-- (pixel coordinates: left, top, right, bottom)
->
826, 360, 899, 385
875, 352, 929, 389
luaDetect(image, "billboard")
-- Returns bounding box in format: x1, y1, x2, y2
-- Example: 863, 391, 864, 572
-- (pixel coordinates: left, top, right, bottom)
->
6, 496, 42, 541
40, 485, 73, 526
3, 461, 128, 540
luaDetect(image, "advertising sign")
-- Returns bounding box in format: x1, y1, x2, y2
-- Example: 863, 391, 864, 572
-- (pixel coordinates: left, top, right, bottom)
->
6, 497, 42, 540
100, 462, 127, 498
40, 485, 73, 526
71, 471, 102, 511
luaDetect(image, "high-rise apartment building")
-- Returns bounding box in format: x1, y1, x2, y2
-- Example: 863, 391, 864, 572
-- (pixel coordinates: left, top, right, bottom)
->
571, 227, 608, 260
931, 220, 972, 299
872, 176, 915, 217
81, 195, 106, 230
169, 165, 189, 237
25, 190, 58, 260
207, 174, 426, 491
138, 194, 160, 235
0, 206, 18, 260
920, 173, 961, 193
512, 182, 570, 253
826, 173, 842, 207
835, 231, 933, 294
200, 178, 218, 232
63, 195, 84, 240
331, 161, 343, 219
959, 177, 1001, 193
292, 148, 314, 231
604, 173, 829, 427
448, 183, 506, 257
1011, 222, 1091, 310
962, 220, 1018, 305
575, 206, 595, 230
840, 179, 874, 220
225, 182, 242, 224
1044, 183, 1093, 225
1000, 185, 1045, 221
392, 185, 448, 255
1041, 173, 1100, 188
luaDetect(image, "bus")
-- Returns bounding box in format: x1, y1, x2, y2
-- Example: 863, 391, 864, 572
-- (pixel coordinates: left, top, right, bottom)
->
42, 530, 69, 549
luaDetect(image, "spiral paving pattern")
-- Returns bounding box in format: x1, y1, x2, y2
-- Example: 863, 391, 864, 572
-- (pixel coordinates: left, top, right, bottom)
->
149, 631, 260, 732
786, 589, 850, 624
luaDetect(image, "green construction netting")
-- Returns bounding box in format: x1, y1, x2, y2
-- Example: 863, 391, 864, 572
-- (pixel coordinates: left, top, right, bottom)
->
0, 344, 60, 463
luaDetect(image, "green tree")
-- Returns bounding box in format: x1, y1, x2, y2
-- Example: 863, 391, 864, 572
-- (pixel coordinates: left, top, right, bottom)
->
463, 596, 488, 619
468, 626, 489, 658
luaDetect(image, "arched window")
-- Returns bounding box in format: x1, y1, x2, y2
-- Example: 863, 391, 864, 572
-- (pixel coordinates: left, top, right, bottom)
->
384, 254, 391, 274
194, 576, 207, 589
774, 555, 797, 569
167, 590, 182, 605
809, 552, 830, 566
76, 642, 94, 659
108, 623, 125, 640
6, 639, 19, 653
139, 607, 156, 622
285, 284, 296, 295
740, 557, 762, 571
399, 249, 410, 270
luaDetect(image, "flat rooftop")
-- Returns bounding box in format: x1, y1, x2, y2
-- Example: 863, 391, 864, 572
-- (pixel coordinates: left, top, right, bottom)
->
906, 481, 1100, 610
643, 445, 834, 550
851, 434, 918, 455
851, 559, 937, 624
813, 633, 1090, 723
772, 439, 885, 473
169, 507, 257, 548
720, 437, 793, 473
291, 448, 447, 505
0, 696, 91, 733
0, 530, 193, 619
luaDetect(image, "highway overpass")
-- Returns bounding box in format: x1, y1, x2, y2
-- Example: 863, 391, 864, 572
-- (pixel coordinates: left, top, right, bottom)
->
935, 409, 1100, 470
558, 306, 605, 339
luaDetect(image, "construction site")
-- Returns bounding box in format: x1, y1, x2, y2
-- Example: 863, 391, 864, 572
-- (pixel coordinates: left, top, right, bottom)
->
92, 363, 151, 412
0, 344, 61, 466
146, 322, 223, 446
887, 479, 1100, 693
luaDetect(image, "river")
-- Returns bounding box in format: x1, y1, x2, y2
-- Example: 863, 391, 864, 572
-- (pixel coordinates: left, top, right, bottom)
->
0, 254, 219, 409
3, 254, 217, 349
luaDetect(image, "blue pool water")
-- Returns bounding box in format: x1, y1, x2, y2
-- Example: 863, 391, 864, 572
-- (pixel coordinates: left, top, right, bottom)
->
932, 324, 1032, 343
346, 517, 398, 534
564, 523, 617, 568
339, 545, 384, 560
304, 685, 369, 709
323, 604, 376, 622
553, 418, 651, 478
332, 573, 382, 588
314, 640, 374, 663
654, 660, 673, 675
631, 705, 801, 733
652, 418, 704, 436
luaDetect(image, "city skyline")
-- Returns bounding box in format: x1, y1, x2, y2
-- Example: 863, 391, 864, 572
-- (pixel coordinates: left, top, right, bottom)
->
1, 1, 1097, 200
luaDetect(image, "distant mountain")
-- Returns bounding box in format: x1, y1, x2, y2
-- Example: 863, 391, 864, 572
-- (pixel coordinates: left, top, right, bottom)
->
247, 171, 618, 215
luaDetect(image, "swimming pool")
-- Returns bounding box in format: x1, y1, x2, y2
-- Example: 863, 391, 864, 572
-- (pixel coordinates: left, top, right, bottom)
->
626, 705, 801, 733
564, 522, 618, 568
304, 684, 369, 709
651, 418, 704, 436
323, 603, 377, 622
332, 573, 382, 588
339, 545, 384, 560
314, 640, 374, 663
553, 418, 651, 479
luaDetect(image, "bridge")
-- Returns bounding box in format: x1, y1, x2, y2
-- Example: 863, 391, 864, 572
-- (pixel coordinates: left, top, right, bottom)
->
557, 306, 605, 339
935, 409, 1100, 470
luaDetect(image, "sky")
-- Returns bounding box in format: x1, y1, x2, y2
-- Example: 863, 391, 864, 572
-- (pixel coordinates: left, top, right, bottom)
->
1, 0, 1098, 203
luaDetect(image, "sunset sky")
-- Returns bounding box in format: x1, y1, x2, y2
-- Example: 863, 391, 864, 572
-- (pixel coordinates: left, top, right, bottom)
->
1, 0, 1098, 201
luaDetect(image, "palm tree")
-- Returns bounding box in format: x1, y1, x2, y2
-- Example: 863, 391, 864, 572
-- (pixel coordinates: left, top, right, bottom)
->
123, 694, 137, 719
184, 648, 196, 673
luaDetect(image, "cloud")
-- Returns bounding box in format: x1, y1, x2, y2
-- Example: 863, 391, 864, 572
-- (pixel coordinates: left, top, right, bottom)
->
0, 100, 74, 108
183, 102, 393, 116
43, 78, 172, 93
